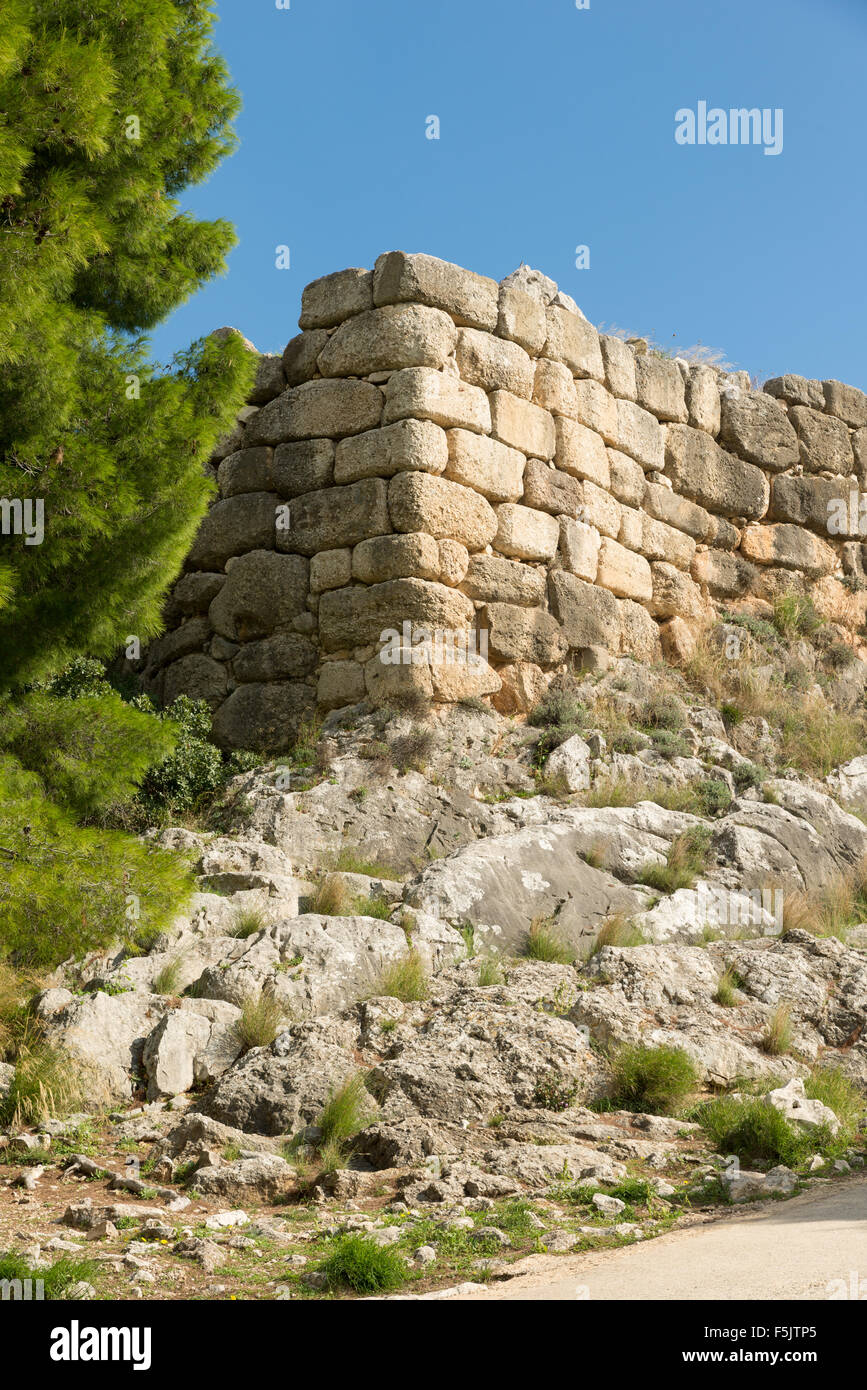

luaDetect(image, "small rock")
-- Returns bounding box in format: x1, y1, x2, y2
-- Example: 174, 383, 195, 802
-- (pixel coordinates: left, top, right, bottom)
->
591, 1193, 626, 1217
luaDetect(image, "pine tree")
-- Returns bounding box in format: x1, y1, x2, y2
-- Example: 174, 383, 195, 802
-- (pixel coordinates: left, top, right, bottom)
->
0, 0, 256, 688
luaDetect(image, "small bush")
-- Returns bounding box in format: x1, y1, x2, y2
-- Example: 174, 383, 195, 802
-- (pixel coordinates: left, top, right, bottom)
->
234, 993, 284, 1052
732, 761, 765, 793
390, 727, 436, 774
375, 950, 429, 1002
697, 1095, 804, 1167
229, 906, 269, 939
696, 778, 733, 817
638, 825, 712, 893
318, 1071, 373, 1152
533, 1070, 579, 1112
640, 693, 685, 732
319, 1235, 407, 1294
762, 1002, 792, 1056
606, 1043, 698, 1116
311, 873, 354, 917
1, 1041, 92, 1127
523, 916, 575, 965
713, 964, 743, 1008
773, 592, 822, 641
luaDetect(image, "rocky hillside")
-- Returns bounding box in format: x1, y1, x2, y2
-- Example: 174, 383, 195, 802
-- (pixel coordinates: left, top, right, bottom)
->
4, 616, 867, 1300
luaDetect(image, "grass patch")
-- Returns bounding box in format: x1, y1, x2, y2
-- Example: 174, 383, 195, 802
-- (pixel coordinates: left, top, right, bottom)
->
523, 915, 576, 965
0, 1251, 97, 1299
637, 825, 712, 894
229, 907, 269, 939
234, 992, 285, 1052
152, 956, 183, 996
782, 858, 867, 940
477, 956, 504, 987
318, 1235, 408, 1294
318, 1071, 373, 1151
713, 964, 743, 1008
583, 914, 646, 961
374, 950, 429, 1002
761, 1002, 792, 1056
604, 1042, 698, 1117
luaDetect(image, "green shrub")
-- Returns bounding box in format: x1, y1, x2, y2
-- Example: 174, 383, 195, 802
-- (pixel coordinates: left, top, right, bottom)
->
732, 761, 765, 793
132, 695, 261, 826
637, 825, 713, 893
533, 1070, 578, 1112
319, 1236, 407, 1294
713, 964, 743, 1008
640, 693, 685, 732
234, 993, 285, 1052
773, 592, 822, 641
696, 1095, 805, 1167
477, 956, 504, 987
529, 682, 588, 759
606, 1043, 698, 1116
318, 1072, 373, 1150
696, 779, 733, 817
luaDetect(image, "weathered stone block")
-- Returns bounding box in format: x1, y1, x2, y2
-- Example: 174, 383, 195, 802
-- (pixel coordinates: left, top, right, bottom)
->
691, 549, 758, 598
383, 367, 491, 433
249, 354, 287, 406
823, 380, 867, 429
246, 379, 383, 445
208, 551, 309, 642
548, 570, 622, 650
572, 379, 619, 443
763, 375, 824, 410
497, 283, 548, 356
437, 538, 469, 586
789, 405, 854, 475
388, 472, 497, 548
660, 615, 698, 664
581, 480, 621, 539
634, 355, 688, 423
739, 523, 837, 577
455, 327, 534, 397
276, 479, 390, 556
218, 447, 274, 499
494, 503, 560, 561
163, 654, 228, 710
684, 364, 721, 435
334, 418, 448, 484
479, 603, 568, 666
352, 532, 440, 584
317, 305, 457, 377
558, 517, 601, 582
272, 440, 335, 498
282, 330, 329, 387
769, 474, 855, 538
232, 633, 318, 683
172, 572, 226, 615
461, 554, 546, 606
555, 417, 610, 488
490, 390, 556, 458
665, 425, 769, 519
618, 599, 663, 664
299, 267, 373, 329
606, 449, 646, 507
543, 306, 604, 381
319, 578, 474, 651
595, 536, 652, 601
186, 493, 279, 570
648, 561, 709, 621
373, 252, 499, 331
643, 479, 713, 542
364, 649, 434, 704
309, 548, 353, 593
626, 511, 696, 571
444, 430, 525, 502
600, 335, 637, 401
533, 358, 579, 417
522, 458, 583, 517
317, 660, 366, 711
718, 391, 798, 471
613, 399, 665, 471
211, 682, 316, 753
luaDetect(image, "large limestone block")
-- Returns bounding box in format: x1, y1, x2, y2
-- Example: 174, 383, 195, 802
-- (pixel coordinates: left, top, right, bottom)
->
789, 405, 855, 476
218, 447, 274, 498
373, 251, 499, 331
352, 532, 441, 584
444, 430, 525, 501
544, 305, 604, 381
163, 653, 228, 710
246, 379, 383, 445
633, 355, 688, 424
606, 449, 646, 507
555, 417, 610, 487
299, 267, 373, 328
619, 509, 695, 571
428, 650, 502, 703
595, 536, 653, 601
172, 572, 226, 615
613, 398, 665, 471
533, 358, 579, 417
718, 391, 798, 471
684, 364, 721, 435
317, 304, 457, 377
388, 472, 497, 548
147, 615, 213, 669
232, 633, 318, 683
548, 570, 622, 650
571, 379, 618, 444
665, 425, 769, 520
558, 517, 601, 582
497, 282, 548, 356
480, 603, 568, 666
383, 367, 491, 433
739, 523, 837, 577
770, 474, 853, 536
317, 660, 366, 710
276, 478, 390, 555
319, 578, 474, 651
649, 561, 709, 621
580, 480, 621, 539
282, 329, 329, 386
494, 502, 560, 560
600, 335, 637, 401
309, 547, 352, 593
438, 538, 469, 585
691, 549, 759, 598
186, 493, 279, 569
643, 480, 713, 542
522, 458, 583, 517
211, 682, 316, 753
209, 551, 309, 641
272, 440, 335, 498
618, 599, 663, 664
461, 554, 546, 606
249, 354, 287, 406
823, 380, 867, 429
456, 327, 534, 397
334, 418, 448, 484
764, 375, 825, 409
143, 1001, 244, 1100
490, 390, 556, 458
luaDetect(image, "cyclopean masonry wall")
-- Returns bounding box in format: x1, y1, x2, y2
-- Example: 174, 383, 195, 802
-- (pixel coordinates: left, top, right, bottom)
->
140, 252, 867, 752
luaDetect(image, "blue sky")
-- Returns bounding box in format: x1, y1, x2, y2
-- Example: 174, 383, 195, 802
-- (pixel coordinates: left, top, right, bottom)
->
149, 0, 867, 389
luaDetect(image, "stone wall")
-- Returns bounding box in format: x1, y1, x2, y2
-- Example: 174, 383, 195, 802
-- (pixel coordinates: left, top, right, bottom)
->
141, 251, 867, 751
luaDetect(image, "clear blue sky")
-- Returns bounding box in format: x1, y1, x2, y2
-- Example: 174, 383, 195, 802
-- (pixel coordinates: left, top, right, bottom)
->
149, 0, 867, 390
